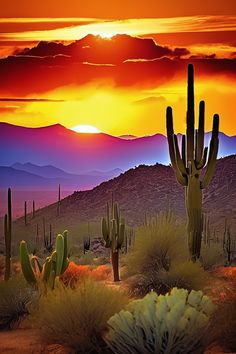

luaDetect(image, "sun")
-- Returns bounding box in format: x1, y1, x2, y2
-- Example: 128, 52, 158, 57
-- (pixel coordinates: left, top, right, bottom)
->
71, 124, 100, 134
98, 32, 115, 39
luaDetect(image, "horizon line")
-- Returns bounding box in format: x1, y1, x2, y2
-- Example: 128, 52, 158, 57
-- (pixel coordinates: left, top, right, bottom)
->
0, 121, 235, 138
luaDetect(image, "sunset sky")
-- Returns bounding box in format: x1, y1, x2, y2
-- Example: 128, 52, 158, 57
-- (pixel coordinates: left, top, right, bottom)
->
0, 0, 236, 136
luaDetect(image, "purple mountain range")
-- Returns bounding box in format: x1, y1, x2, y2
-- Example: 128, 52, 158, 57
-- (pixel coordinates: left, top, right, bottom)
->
0, 122, 235, 176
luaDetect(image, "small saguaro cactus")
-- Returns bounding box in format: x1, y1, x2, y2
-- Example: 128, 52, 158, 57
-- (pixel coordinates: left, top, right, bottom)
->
24, 201, 27, 226
102, 199, 125, 281
43, 219, 53, 252
57, 183, 61, 216
4, 187, 12, 281
83, 221, 91, 254
32, 200, 35, 218
223, 224, 234, 265
166, 64, 219, 261
20, 230, 69, 289
83, 236, 90, 254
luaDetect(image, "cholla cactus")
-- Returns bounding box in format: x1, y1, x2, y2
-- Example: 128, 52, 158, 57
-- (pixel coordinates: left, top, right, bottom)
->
102, 199, 125, 281
105, 287, 215, 354
20, 230, 69, 289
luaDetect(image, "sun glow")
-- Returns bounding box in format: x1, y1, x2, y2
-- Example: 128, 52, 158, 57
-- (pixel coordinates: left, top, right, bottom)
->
71, 124, 100, 133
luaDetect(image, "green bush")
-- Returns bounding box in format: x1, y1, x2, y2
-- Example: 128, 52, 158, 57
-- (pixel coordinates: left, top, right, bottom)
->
105, 287, 216, 354
31, 278, 128, 353
0, 275, 35, 330
125, 213, 189, 294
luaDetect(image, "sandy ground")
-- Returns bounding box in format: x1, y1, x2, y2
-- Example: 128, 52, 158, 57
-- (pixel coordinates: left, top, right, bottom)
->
0, 329, 72, 354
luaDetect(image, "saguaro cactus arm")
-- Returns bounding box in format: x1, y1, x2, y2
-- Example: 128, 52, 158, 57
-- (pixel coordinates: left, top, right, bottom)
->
197, 147, 208, 170
201, 114, 219, 189
186, 64, 195, 162
166, 107, 188, 186
196, 101, 205, 164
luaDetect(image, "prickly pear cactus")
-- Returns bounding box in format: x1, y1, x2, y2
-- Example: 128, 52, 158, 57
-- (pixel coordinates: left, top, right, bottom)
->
105, 287, 215, 354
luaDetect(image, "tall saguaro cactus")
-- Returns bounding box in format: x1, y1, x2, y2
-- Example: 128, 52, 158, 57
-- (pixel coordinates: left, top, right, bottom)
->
4, 188, 12, 281
166, 64, 219, 261
102, 199, 125, 281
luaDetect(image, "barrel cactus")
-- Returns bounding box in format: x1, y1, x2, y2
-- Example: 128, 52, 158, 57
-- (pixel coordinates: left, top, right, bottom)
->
166, 64, 219, 261
20, 230, 69, 289
105, 287, 215, 354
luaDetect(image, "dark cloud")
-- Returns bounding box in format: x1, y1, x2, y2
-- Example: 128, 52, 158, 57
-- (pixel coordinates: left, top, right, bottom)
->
18, 34, 190, 63
0, 35, 235, 96
189, 54, 217, 59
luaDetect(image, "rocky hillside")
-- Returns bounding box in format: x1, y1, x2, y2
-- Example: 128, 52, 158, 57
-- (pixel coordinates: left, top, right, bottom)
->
2, 155, 235, 247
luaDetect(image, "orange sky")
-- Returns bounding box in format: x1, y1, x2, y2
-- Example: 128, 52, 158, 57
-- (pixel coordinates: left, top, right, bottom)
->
0, 2, 236, 136
1, 0, 236, 18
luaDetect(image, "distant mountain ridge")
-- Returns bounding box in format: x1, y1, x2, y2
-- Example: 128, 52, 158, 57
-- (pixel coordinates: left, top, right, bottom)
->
0, 163, 123, 190
9, 155, 236, 244
0, 122, 235, 174
11, 162, 122, 179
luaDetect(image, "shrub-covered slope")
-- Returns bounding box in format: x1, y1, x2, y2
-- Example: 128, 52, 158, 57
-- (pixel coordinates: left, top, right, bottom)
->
3, 155, 235, 246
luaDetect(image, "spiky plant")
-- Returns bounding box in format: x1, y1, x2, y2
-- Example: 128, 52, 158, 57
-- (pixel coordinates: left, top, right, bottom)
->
166, 64, 219, 261
4, 187, 12, 281
20, 230, 69, 289
102, 198, 125, 282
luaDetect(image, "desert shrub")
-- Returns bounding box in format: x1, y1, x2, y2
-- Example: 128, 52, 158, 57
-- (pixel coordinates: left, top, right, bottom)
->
200, 244, 225, 270
125, 213, 188, 295
159, 261, 210, 292
32, 278, 128, 353
126, 213, 187, 275
0, 275, 35, 330
105, 287, 216, 354
91, 265, 111, 280
60, 262, 90, 286
60, 262, 111, 287
0, 256, 21, 280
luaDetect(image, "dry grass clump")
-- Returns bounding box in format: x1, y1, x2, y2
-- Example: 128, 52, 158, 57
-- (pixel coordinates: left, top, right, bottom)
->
159, 261, 210, 292
31, 278, 128, 353
0, 275, 35, 330
125, 213, 211, 295
125, 213, 191, 295
200, 244, 225, 270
